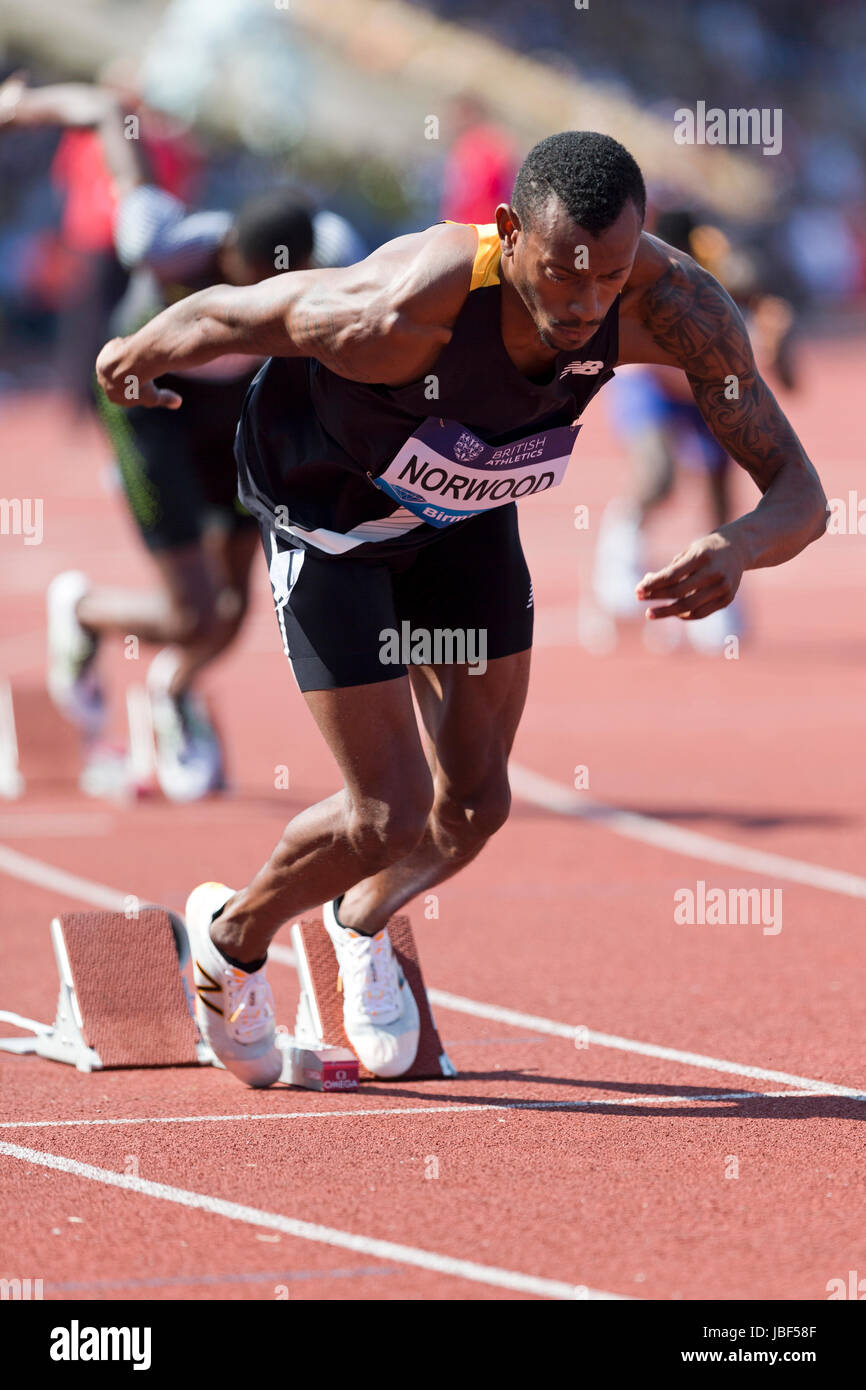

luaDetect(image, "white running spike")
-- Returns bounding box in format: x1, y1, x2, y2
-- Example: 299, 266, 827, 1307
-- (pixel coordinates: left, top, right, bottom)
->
0, 681, 24, 799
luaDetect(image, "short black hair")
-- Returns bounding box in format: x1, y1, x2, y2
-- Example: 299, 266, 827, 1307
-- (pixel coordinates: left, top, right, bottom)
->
233, 188, 315, 271
512, 131, 646, 236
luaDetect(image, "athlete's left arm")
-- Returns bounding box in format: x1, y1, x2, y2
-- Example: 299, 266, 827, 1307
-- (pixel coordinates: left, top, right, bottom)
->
618, 246, 827, 621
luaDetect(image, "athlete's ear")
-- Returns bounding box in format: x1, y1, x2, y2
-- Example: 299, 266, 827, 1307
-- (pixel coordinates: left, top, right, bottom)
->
495, 204, 521, 256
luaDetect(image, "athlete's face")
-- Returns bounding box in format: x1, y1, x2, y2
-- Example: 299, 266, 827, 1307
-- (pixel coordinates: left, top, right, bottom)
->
497, 195, 641, 352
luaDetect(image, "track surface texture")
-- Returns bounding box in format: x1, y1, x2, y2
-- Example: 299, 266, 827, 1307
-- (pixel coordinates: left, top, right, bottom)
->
0, 345, 863, 1301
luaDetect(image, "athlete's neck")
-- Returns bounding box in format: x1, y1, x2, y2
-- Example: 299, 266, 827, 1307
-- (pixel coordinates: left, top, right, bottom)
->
497, 260, 559, 379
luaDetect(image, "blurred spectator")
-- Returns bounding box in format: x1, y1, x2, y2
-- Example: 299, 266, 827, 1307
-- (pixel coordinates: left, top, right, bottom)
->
0, 66, 202, 410
439, 94, 517, 225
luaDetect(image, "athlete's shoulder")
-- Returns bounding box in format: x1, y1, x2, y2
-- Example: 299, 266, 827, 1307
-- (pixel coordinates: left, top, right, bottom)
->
620, 232, 698, 311
618, 232, 732, 368
362, 221, 480, 327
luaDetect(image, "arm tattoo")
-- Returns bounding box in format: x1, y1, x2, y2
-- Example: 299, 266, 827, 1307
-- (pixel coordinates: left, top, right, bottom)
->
639, 259, 809, 490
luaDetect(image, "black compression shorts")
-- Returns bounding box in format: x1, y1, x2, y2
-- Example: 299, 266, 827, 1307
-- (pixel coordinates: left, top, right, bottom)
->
95, 372, 259, 552
263, 503, 534, 691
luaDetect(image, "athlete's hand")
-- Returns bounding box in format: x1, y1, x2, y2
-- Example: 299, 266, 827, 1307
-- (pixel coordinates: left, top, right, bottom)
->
96, 338, 182, 410
636, 532, 744, 621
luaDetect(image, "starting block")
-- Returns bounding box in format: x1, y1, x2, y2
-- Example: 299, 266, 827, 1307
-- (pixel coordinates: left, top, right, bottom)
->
291, 913, 456, 1081
0, 907, 358, 1090
0, 907, 207, 1070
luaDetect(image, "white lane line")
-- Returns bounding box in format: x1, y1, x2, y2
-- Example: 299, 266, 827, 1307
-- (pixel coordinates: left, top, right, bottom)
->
0, 813, 115, 839
0, 1090, 856, 1131
509, 763, 866, 900
424, 988, 866, 1097
0, 1141, 620, 1300
0, 843, 128, 911
2, 846, 863, 1098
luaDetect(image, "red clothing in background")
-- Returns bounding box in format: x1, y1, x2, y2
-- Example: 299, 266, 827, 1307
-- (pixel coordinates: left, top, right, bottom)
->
51, 123, 202, 253
440, 123, 517, 226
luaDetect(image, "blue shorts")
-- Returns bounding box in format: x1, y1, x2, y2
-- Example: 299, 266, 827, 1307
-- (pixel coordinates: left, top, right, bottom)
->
607, 371, 729, 476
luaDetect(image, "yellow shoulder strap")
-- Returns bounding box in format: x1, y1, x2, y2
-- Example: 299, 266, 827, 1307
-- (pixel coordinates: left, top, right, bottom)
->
469, 223, 502, 290
443, 219, 502, 290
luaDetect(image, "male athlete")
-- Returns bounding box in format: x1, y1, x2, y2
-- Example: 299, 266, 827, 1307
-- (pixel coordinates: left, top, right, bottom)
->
3, 76, 350, 799
96, 132, 827, 1086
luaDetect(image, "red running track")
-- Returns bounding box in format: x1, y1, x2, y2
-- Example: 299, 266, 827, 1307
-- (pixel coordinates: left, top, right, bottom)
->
0, 344, 864, 1301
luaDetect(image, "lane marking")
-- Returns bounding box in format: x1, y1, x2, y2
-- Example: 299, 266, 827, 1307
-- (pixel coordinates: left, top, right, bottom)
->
0, 813, 115, 839
0, 1089, 860, 1131
0, 843, 128, 911
421, 988, 866, 1097
509, 762, 866, 900
1, 846, 863, 1097
0, 1141, 620, 1300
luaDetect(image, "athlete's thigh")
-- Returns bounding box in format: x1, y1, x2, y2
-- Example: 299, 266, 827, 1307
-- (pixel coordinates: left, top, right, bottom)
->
262, 530, 431, 801
396, 503, 533, 789
303, 677, 431, 809
394, 503, 534, 671
149, 539, 220, 619
97, 389, 206, 552
409, 649, 530, 796
201, 524, 260, 611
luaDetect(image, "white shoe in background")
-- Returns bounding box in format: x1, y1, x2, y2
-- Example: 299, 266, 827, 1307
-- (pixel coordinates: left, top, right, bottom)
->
46, 571, 105, 735
147, 649, 225, 802
592, 500, 645, 619
684, 598, 745, 655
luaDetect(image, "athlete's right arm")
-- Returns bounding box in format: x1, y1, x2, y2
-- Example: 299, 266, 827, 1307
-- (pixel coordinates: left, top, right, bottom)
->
95, 223, 477, 408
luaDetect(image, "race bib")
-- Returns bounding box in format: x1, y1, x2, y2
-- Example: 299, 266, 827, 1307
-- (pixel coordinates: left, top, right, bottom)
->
372, 417, 581, 529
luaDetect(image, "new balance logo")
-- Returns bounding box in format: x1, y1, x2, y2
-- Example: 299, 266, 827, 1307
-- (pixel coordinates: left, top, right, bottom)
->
194, 959, 224, 1015
560, 360, 604, 378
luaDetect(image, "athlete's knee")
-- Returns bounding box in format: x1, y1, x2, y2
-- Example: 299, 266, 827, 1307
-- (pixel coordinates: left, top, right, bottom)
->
169, 586, 246, 647
213, 585, 249, 639
435, 772, 511, 855
164, 594, 217, 645
346, 785, 433, 868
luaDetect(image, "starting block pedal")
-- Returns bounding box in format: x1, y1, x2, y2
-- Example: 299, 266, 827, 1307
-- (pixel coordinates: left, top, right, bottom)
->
290, 913, 456, 1081
0, 907, 207, 1071
0, 906, 361, 1091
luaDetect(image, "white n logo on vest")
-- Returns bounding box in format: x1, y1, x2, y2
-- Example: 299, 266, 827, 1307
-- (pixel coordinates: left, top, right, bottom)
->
559, 360, 604, 378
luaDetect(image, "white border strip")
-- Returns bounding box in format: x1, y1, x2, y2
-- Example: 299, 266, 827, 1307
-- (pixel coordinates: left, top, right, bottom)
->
0, 1141, 621, 1300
